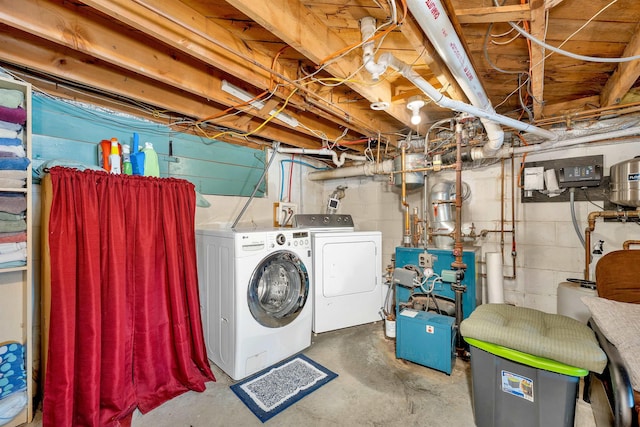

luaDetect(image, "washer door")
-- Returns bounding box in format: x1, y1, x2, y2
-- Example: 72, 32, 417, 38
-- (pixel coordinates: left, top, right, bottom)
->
248, 250, 309, 328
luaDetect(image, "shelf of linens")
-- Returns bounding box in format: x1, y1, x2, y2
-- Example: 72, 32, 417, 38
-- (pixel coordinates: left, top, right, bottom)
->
0, 266, 26, 273
0, 188, 26, 192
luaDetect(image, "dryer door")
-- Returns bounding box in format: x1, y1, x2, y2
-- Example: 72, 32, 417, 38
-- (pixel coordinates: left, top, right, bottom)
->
247, 250, 309, 328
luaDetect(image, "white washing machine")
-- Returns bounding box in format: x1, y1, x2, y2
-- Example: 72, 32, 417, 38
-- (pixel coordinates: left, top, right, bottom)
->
294, 214, 383, 334
195, 227, 312, 380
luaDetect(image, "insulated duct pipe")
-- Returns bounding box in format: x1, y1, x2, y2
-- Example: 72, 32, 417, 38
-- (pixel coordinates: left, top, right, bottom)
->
496, 126, 640, 158
308, 159, 394, 180
404, 0, 503, 157
276, 147, 367, 167
360, 14, 556, 157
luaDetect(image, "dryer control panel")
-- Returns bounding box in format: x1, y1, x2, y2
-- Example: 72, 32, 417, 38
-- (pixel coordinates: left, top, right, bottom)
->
293, 214, 354, 228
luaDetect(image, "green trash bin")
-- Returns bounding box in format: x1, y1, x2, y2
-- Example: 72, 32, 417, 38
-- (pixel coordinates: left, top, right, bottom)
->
465, 337, 588, 427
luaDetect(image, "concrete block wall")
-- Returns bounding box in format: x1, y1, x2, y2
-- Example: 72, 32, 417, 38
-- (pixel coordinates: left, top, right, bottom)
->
193, 140, 640, 315
312, 139, 640, 314
319, 175, 409, 268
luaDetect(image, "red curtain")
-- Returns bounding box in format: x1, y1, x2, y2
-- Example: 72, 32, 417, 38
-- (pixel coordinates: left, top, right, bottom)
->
43, 167, 214, 427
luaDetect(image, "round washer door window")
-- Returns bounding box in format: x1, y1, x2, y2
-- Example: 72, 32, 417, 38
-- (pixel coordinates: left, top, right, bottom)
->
248, 251, 309, 328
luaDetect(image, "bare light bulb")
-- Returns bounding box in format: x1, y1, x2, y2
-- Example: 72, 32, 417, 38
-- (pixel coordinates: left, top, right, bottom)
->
410, 110, 422, 125
406, 97, 425, 126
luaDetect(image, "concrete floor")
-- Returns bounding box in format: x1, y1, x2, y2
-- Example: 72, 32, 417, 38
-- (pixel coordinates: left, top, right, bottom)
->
27, 321, 597, 426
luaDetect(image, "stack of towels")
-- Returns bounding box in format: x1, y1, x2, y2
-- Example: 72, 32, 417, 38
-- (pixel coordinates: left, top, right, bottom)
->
0, 87, 29, 268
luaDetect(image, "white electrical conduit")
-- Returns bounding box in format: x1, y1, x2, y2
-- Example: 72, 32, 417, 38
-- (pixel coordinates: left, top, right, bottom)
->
506, 16, 640, 64
276, 147, 368, 167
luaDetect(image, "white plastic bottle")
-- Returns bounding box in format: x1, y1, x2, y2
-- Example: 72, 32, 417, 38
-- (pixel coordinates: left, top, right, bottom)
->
122, 144, 132, 175
589, 240, 604, 283
109, 138, 121, 174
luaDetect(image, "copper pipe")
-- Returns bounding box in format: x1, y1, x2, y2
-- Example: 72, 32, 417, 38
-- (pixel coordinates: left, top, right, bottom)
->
411, 208, 422, 247
500, 159, 505, 260
451, 123, 466, 270
584, 210, 640, 280
480, 229, 514, 235
401, 146, 411, 246
478, 155, 518, 279
510, 156, 517, 279
623, 240, 640, 250
534, 101, 640, 127
430, 231, 477, 239
422, 173, 430, 249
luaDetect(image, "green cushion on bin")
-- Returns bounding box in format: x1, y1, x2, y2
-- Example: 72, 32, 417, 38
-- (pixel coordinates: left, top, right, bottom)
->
465, 337, 588, 377
460, 304, 606, 373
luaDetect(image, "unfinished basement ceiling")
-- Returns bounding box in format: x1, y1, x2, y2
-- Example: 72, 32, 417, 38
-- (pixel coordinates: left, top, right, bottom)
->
1, 0, 639, 153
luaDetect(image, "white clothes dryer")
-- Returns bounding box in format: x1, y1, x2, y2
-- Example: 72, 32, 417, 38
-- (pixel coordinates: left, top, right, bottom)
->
294, 214, 383, 334
196, 227, 312, 380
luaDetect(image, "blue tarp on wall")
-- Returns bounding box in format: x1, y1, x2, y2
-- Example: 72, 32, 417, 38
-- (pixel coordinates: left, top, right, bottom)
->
30, 94, 266, 196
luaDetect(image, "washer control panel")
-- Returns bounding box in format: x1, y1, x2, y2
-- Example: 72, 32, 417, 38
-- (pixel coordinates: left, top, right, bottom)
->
267, 230, 310, 249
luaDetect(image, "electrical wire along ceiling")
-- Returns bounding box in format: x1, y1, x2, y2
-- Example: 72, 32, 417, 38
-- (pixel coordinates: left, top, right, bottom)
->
1, 0, 640, 159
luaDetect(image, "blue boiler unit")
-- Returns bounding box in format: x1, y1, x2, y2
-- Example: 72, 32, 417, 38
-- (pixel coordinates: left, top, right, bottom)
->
394, 247, 480, 374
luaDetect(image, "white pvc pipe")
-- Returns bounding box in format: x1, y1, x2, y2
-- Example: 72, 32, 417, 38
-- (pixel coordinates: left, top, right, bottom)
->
359, 12, 557, 157
277, 147, 368, 167
360, 17, 387, 81
378, 53, 557, 142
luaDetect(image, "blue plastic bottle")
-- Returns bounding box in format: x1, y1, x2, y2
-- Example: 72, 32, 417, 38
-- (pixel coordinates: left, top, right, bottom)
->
130, 133, 145, 176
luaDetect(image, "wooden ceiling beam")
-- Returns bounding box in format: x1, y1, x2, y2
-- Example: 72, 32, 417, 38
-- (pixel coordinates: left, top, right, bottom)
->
539, 95, 600, 119
0, 30, 320, 149
600, 22, 640, 107
224, 0, 412, 130
528, 0, 547, 119
398, 15, 468, 102
456, 4, 531, 24
82, 0, 384, 139
82, 0, 276, 89
0, 0, 357, 143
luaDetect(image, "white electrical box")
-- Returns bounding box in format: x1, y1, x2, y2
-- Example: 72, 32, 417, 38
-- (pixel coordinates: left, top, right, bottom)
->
524, 167, 545, 191
272, 202, 297, 227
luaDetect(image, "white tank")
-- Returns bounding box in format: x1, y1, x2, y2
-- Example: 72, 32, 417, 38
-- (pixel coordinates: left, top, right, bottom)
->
557, 281, 596, 323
